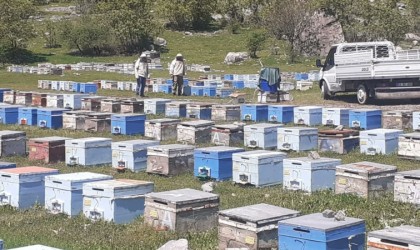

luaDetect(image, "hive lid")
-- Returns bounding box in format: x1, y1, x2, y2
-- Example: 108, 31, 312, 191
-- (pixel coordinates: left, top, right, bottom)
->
46, 172, 111, 182
180, 120, 215, 127
368, 225, 420, 245
0, 166, 58, 175
279, 213, 364, 231
147, 118, 181, 124
400, 132, 420, 139
319, 129, 359, 137
85, 179, 153, 189
233, 150, 287, 159
285, 157, 341, 164
337, 161, 397, 174
30, 136, 70, 142
196, 146, 243, 152
146, 188, 218, 203
245, 123, 283, 129
148, 144, 195, 151
395, 169, 420, 177
219, 203, 300, 224
0, 130, 26, 139
350, 108, 381, 112
212, 124, 243, 131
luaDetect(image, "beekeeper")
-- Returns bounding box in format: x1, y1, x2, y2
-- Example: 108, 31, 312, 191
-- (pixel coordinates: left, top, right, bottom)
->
134, 53, 149, 97
169, 53, 186, 96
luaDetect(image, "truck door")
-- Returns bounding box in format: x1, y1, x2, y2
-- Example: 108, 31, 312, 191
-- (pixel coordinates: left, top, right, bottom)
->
322, 46, 339, 91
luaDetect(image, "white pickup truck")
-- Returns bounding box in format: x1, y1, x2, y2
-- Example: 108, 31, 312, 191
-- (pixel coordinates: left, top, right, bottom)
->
316, 41, 420, 104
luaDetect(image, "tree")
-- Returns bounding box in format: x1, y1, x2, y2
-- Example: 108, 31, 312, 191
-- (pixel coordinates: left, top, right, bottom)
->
0, 0, 37, 49
263, 0, 312, 62
157, 0, 216, 31
43, 20, 61, 48
246, 31, 266, 58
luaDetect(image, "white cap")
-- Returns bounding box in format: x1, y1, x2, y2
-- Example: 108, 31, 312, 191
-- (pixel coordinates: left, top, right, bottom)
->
176, 53, 183, 57
140, 53, 147, 58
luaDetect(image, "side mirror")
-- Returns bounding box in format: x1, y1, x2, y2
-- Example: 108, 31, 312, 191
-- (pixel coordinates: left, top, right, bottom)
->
316, 59, 323, 68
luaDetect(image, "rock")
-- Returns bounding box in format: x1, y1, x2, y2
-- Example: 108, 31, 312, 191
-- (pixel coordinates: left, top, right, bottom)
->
158, 239, 188, 250
201, 182, 216, 193
184, 32, 193, 36
334, 210, 346, 221
405, 33, 420, 41
413, 40, 418, 46
155, 37, 167, 47
308, 151, 320, 160
322, 209, 336, 218
224, 52, 249, 64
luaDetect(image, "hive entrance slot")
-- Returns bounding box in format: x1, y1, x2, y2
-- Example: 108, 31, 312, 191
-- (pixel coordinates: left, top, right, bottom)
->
380, 239, 409, 247
404, 176, 420, 180
154, 200, 168, 205
293, 228, 310, 233
344, 170, 360, 175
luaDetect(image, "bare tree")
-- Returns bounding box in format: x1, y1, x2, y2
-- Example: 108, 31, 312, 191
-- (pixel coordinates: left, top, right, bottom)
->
264, 0, 311, 62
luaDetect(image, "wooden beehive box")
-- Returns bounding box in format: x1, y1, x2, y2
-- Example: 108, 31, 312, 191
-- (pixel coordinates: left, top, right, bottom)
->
382, 110, 413, 130
211, 104, 241, 121
15, 92, 33, 106
146, 144, 194, 176
318, 129, 359, 154
81, 96, 105, 112
101, 99, 121, 113
84, 112, 111, 132
211, 124, 244, 147
0, 130, 26, 157
394, 170, 420, 205
218, 203, 300, 250
120, 99, 144, 114
335, 161, 397, 198
28, 136, 70, 163
63, 110, 93, 130
368, 225, 420, 250
144, 188, 219, 232
46, 94, 64, 108
3, 90, 16, 104
177, 120, 215, 144
31, 93, 47, 107
398, 133, 420, 160
145, 118, 181, 141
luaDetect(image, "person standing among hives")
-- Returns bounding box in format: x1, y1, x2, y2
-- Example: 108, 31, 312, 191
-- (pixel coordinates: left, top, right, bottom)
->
169, 53, 186, 96
134, 53, 149, 97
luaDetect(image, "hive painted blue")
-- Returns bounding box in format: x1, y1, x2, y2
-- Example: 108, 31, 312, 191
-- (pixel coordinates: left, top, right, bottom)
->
165, 102, 187, 118
360, 129, 403, 155
293, 106, 323, 126
277, 127, 318, 152
0, 162, 16, 170
349, 109, 382, 130
65, 137, 112, 166
203, 86, 217, 97
268, 105, 295, 123
37, 108, 67, 129
244, 123, 283, 150
322, 108, 350, 126
241, 104, 268, 122
194, 146, 245, 181
0, 105, 20, 124
111, 114, 146, 135
112, 139, 160, 172
187, 103, 212, 120
18, 107, 37, 126
79, 83, 97, 94
191, 86, 204, 96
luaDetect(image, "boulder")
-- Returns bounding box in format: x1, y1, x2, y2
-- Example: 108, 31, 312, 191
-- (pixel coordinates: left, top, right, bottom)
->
406, 33, 420, 41
224, 52, 249, 64
155, 37, 167, 47
158, 239, 188, 250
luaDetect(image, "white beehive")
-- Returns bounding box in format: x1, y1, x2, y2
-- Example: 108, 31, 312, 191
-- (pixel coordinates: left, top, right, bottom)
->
244, 123, 283, 150
65, 137, 112, 166
360, 129, 403, 155
394, 170, 420, 205
112, 139, 160, 172
277, 127, 318, 152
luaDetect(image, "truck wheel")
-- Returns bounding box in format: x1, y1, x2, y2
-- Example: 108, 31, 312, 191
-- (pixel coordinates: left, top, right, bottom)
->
321, 82, 330, 100
357, 84, 369, 104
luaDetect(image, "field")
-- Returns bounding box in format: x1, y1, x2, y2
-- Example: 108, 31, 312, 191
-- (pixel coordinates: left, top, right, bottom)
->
0, 13, 420, 250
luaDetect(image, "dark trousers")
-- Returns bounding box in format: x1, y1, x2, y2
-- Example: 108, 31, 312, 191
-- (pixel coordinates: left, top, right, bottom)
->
173, 75, 183, 96
137, 76, 146, 96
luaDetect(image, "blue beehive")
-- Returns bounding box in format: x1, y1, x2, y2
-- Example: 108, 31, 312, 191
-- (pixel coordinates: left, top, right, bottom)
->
277, 127, 318, 152
83, 179, 154, 224
233, 81, 245, 89
268, 105, 295, 123
18, 107, 37, 126
194, 81, 204, 86
294, 73, 303, 81
293, 106, 323, 126
322, 108, 350, 126
0, 88, 11, 102
194, 146, 245, 181
349, 109, 382, 130
111, 114, 146, 135
301, 73, 309, 80
203, 86, 217, 97
144, 98, 171, 115
283, 157, 341, 192
44, 172, 113, 217
37, 108, 67, 129
187, 103, 212, 120
224, 74, 234, 81
72, 82, 81, 92
0, 105, 19, 124
80, 83, 97, 94
413, 112, 420, 131
0, 166, 59, 209
165, 102, 187, 118
191, 86, 204, 96
158, 84, 172, 94
65, 137, 112, 166
360, 129, 402, 155
278, 213, 366, 250
216, 88, 233, 98
112, 139, 160, 172
241, 104, 268, 122
0, 162, 16, 170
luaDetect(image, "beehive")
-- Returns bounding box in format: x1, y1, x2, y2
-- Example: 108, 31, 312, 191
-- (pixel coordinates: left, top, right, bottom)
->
62, 110, 93, 130
37, 108, 67, 129
318, 129, 359, 154
63, 94, 89, 110
187, 103, 213, 120
382, 110, 413, 130
112, 139, 160, 172
46, 94, 64, 108
322, 108, 350, 126
0, 130, 26, 157
0, 105, 20, 124
65, 137, 112, 166
144, 98, 171, 115
278, 213, 366, 250
146, 144, 194, 176
0, 166, 59, 209
335, 161, 397, 198
277, 127, 318, 152
232, 150, 287, 187
211, 105, 240, 121
81, 96, 104, 112
44, 172, 113, 216
283, 157, 342, 192
83, 179, 154, 224
211, 124, 244, 147
360, 129, 403, 155
100, 99, 121, 113
0, 88, 11, 102
194, 146, 244, 181
18, 107, 37, 126
394, 170, 420, 205
218, 204, 300, 250
241, 104, 268, 122
144, 188, 219, 232
15, 91, 33, 106
177, 120, 215, 144
293, 106, 323, 126
349, 109, 382, 130
120, 99, 144, 114
145, 118, 181, 141
165, 102, 187, 118
398, 133, 420, 160
84, 112, 111, 132
31, 93, 47, 107
368, 225, 420, 250
244, 123, 282, 150
28, 137, 70, 163
111, 114, 146, 135
268, 105, 294, 123
3, 90, 16, 104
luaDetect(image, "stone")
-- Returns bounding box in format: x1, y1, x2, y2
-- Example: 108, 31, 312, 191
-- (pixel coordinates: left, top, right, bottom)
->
201, 182, 216, 193
413, 40, 418, 46
322, 209, 336, 218
405, 33, 420, 41
308, 151, 320, 160
224, 52, 249, 64
334, 210, 346, 221
158, 239, 188, 250
155, 37, 167, 47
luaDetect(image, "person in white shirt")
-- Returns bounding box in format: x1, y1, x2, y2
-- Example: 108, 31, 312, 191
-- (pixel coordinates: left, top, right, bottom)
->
134, 53, 149, 97
169, 53, 186, 96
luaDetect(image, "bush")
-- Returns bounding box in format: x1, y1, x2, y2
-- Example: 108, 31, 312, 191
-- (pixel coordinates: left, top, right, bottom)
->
246, 31, 266, 58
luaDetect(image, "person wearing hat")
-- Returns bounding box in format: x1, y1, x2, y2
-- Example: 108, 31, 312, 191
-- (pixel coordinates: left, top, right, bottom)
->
169, 53, 186, 96
134, 53, 149, 97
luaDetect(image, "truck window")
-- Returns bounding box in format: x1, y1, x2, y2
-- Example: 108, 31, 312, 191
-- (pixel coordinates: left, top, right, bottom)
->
325, 46, 337, 67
